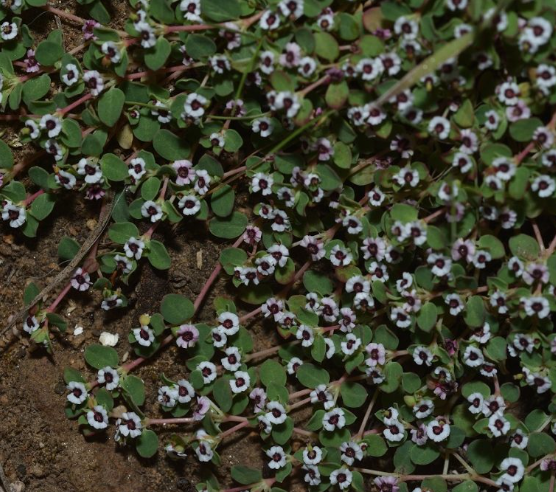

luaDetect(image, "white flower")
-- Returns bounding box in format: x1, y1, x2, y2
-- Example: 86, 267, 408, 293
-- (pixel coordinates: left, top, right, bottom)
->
260, 10, 281, 30
323, 408, 345, 431
341, 333, 361, 355
176, 324, 199, 349
252, 173, 274, 195
0, 22, 18, 41
340, 441, 363, 466
99, 332, 119, 347
467, 392, 484, 414
274, 91, 300, 118
76, 158, 103, 184
197, 361, 217, 384
158, 385, 179, 407
532, 175, 556, 198
39, 115, 62, 138
141, 200, 163, 222
522, 296, 550, 318
218, 312, 239, 336
298, 56, 317, 77
463, 346, 484, 367
117, 412, 142, 439
500, 457, 525, 483
536, 64, 556, 88
210, 54, 230, 74
135, 22, 156, 48
278, 0, 303, 18
87, 405, 109, 429
484, 110, 500, 131
177, 379, 195, 403
355, 58, 384, 81
510, 429, 529, 449
446, 0, 468, 10
230, 371, 251, 393
296, 324, 314, 347
128, 157, 146, 181
71, 267, 91, 291
101, 41, 121, 63
194, 170, 211, 195
183, 93, 207, 119
98, 367, 119, 390
180, 0, 200, 20
2, 202, 26, 228
303, 446, 323, 465
266, 401, 287, 425
101, 295, 123, 310
330, 468, 353, 490
428, 116, 451, 139
287, 356, 303, 374
67, 381, 88, 405
55, 170, 76, 189
498, 82, 520, 106
194, 436, 214, 462
426, 419, 451, 442
252, 117, 274, 137
62, 64, 79, 86
413, 399, 434, 419
133, 325, 155, 346
329, 245, 353, 266
83, 70, 104, 96
394, 17, 419, 39
124, 237, 145, 260
526, 17, 552, 46
393, 166, 420, 187
266, 446, 286, 469
221, 346, 242, 372
413, 346, 433, 366
384, 420, 405, 442
23, 315, 39, 334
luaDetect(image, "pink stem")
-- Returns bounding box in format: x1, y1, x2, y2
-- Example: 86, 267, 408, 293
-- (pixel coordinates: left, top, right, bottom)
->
23, 189, 45, 206
219, 420, 249, 439
239, 306, 262, 324
289, 397, 311, 411
148, 417, 196, 425
42, 5, 86, 24
58, 93, 93, 116
222, 166, 247, 179
46, 282, 72, 313
165, 24, 215, 33
126, 64, 198, 80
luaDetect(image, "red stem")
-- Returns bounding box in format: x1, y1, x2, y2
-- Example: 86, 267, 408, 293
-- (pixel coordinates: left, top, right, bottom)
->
23, 189, 45, 206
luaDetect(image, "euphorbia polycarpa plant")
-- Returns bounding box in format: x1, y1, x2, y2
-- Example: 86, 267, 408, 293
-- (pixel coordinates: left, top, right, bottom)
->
3, 0, 556, 490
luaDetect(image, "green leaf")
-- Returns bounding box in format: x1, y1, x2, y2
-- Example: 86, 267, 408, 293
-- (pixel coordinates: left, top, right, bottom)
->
145, 37, 171, 71
296, 363, 330, 388
185, 34, 216, 59
231, 466, 262, 485
509, 234, 539, 260
100, 153, 128, 181
64, 367, 85, 384
136, 429, 158, 457
160, 294, 194, 324
364, 434, 388, 457
24, 282, 40, 305
213, 377, 233, 412
153, 129, 190, 161
211, 184, 235, 217
332, 141, 352, 168
453, 99, 474, 128
464, 296, 485, 328
314, 32, 339, 61
84, 344, 119, 370
477, 234, 505, 259
148, 240, 171, 270
303, 270, 334, 295
98, 88, 125, 127
58, 236, 80, 261
527, 432, 555, 458
325, 81, 349, 109
29, 166, 50, 189
467, 440, 495, 473
390, 203, 418, 222
260, 359, 286, 387
108, 222, 140, 244
35, 41, 63, 66
30, 193, 56, 220
417, 302, 437, 332
380, 362, 403, 393
22, 74, 51, 104
509, 117, 543, 142
209, 212, 248, 239
0, 141, 14, 169
340, 382, 367, 408
200, 0, 241, 21
141, 177, 161, 201
122, 375, 146, 406
410, 443, 439, 465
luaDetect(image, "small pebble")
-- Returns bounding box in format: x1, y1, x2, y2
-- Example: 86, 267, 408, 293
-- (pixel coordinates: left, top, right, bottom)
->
99, 332, 119, 347
73, 326, 84, 336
